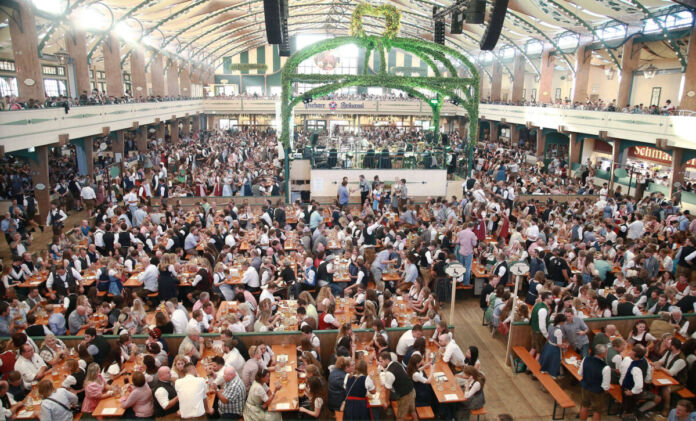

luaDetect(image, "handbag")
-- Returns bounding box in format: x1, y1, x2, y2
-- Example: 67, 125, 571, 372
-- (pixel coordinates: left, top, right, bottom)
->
339, 375, 360, 412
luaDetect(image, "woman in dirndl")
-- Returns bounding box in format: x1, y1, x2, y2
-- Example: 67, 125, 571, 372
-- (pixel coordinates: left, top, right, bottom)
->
343, 360, 375, 421
538, 313, 568, 379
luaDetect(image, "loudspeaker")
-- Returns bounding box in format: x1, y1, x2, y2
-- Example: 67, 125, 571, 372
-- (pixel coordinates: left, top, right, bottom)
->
434, 20, 446, 45
465, 0, 486, 24
451, 10, 463, 34
279, 17, 290, 56
479, 0, 509, 50
264, 0, 283, 44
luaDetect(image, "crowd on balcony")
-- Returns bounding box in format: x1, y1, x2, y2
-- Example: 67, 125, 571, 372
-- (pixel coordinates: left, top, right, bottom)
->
0, 89, 202, 111
480, 97, 679, 115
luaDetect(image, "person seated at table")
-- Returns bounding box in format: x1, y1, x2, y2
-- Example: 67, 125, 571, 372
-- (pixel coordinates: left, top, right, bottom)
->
406, 353, 434, 408
45, 265, 83, 300
154, 311, 174, 335
343, 359, 375, 421
396, 253, 420, 294
298, 375, 330, 419
119, 371, 154, 419
667, 399, 696, 421
156, 260, 179, 304
7, 370, 29, 403
403, 336, 426, 367
81, 362, 114, 414
60, 359, 85, 403
101, 347, 126, 384
82, 327, 111, 365
653, 337, 689, 417
150, 366, 179, 417
38, 378, 78, 421
438, 333, 466, 371
175, 362, 214, 419
242, 368, 281, 421
15, 343, 48, 388
178, 326, 204, 364
627, 319, 657, 348
459, 366, 487, 421
38, 333, 66, 367
464, 346, 481, 371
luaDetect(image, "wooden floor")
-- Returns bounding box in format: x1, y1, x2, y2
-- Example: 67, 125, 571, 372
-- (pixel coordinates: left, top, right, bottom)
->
443, 297, 626, 421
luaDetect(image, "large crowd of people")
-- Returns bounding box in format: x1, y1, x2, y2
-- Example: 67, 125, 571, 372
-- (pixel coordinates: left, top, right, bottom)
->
481, 97, 680, 115
2, 123, 696, 420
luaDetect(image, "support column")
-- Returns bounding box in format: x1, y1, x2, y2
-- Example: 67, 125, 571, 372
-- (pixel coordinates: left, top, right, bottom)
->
572, 39, 592, 104
536, 129, 546, 158
170, 120, 180, 144
538, 48, 555, 104
510, 124, 520, 146
179, 65, 191, 97
130, 49, 148, 101
207, 114, 215, 131
680, 28, 696, 110
488, 121, 499, 143
166, 60, 180, 97
112, 131, 125, 175
28, 146, 50, 222
490, 61, 502, 102
74, 137, 94, 177
150, 54, 165, 97
511, 54, 525, 103
670, 147, 686, 197
64, 29, 90, 97
135, 127, 147, 154
155, 122, 165, 142
182, 117, 191, 137
8, 0, 44, 102
568, 132, 582, 168
102, 32, 124, 98
609, 139, 621, 192
192, 114, 200, 133
618, 35, 640, 110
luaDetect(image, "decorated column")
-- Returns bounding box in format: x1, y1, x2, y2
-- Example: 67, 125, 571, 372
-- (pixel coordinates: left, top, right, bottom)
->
537, 48, 555, 104
102, 32, 124, 98
150, 54, 165, 97
28, 146, 51, 222
65, 29, 91, 96
511, 54, 525, 103
166, 59, 180, 97
130, 49, 148, 101
618, 35, 640, 110
8, 0, 44, 101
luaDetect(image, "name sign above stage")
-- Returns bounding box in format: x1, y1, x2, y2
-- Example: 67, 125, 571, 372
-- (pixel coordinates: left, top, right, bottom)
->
304, 101, 371, 111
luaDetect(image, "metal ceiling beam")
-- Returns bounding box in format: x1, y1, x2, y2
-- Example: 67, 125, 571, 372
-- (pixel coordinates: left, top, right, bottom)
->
630, 0, 688, 70
505, 9, 576, 73
499, 34, 541, 76
545, 0, 622, 70
87, 0, 208, 62
37, 0, 90, 53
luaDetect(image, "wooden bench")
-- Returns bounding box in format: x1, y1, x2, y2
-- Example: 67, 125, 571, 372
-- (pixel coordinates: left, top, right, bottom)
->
677, 388, 696, 399
390, 401, 435, 420
607, 384, 623, 415
511, 346, 575, 420
471, 407, 486, 421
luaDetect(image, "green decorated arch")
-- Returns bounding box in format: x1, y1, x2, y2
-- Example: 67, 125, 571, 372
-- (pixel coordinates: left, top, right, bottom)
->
280, 3, 479, 180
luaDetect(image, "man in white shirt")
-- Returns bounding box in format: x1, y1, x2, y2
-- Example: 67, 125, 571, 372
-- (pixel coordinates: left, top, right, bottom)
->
15, 343, 48, 388
167, 301, 189, 334
599, 183, 608, 202
439, 334, 466, 367
396, 325, 423, 357
627, 215, 645, 240
152, 367, 179, 416
223, 339, 246, 373
174, 363, 213, 418
242, 261, 260, 292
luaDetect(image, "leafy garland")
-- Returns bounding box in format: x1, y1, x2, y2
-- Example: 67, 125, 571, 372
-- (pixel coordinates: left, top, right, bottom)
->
225, 63, 268, 72
280, 2, 480, 181
350, 3, 401, 39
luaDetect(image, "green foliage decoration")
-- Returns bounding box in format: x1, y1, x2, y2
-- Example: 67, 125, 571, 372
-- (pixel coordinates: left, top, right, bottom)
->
280, 2, 480, 176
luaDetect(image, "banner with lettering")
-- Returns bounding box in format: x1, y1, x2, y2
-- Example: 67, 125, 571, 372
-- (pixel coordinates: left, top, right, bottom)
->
628, 145, 696, 168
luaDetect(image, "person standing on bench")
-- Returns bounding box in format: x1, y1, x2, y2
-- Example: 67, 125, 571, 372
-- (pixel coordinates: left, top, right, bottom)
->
620, 344, 659, 419
538, 314, 568, 379
530, 292, 553, 360
578, 344, 611, 421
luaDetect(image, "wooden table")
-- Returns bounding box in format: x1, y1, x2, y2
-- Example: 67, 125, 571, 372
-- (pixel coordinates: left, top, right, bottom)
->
269, 343, 300, 412
424, 342, 466, 403
355, 342, 389, 409
16, 271, 49, 289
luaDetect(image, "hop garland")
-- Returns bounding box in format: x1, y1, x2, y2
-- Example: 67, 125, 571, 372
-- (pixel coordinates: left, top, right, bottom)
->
350, 3, 401, 39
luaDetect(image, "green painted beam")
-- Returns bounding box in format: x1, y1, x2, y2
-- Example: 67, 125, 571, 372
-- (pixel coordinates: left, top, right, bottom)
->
499, 34, 541, 76
630, 0, 688, 70
86, 0, 161, 62
505, 9, 576, 74
545, 0, 622, 70
37, 0, 89, 53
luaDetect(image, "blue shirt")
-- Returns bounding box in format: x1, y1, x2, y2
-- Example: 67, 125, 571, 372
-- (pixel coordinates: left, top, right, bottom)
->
48, 312, 67, 335
0, 315, 11, 336
668, 408, 696, 421
309, 211, 323, 230
338, 185, 350, 205
403, 263, 418, 284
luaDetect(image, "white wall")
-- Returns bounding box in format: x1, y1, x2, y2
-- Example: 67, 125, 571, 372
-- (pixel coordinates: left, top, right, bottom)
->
310, 169, 448, 198
630, 72, 684, 107
551, 69, 574, 101
587, 66, 620, 102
